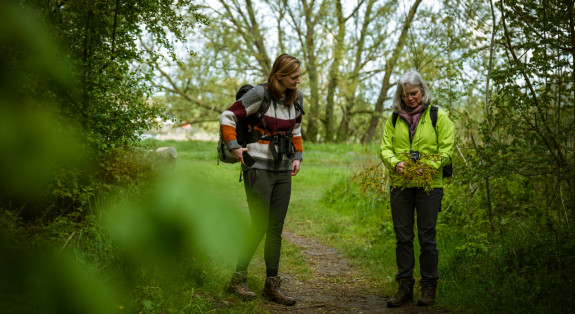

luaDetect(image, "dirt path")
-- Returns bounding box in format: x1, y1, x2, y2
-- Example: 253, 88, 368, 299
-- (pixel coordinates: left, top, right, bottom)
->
264, 231, 438, 313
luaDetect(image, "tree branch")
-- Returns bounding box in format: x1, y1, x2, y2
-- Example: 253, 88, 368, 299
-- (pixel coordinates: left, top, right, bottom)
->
509, 4, 572, 53
500, 0, 566, 166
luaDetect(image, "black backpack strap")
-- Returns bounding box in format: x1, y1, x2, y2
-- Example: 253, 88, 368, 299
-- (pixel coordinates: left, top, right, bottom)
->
244, 84, 272, 144
392, 112, 399, 127
429, 105, 439, 142
294, 101, 305, 115
269, 136, 281, 163
257, 84, 271, 130
430, 105, 438, 129
429, 105, 452, 177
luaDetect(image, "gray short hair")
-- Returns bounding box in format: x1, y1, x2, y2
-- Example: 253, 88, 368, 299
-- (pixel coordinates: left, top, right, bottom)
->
392, 69, 433, 112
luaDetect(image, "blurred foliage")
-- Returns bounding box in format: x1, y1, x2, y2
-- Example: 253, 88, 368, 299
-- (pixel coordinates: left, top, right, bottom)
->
0, 248, 119, 313
0, 0, 207, 220
99, 174, 249, 313
103, 175, 247, 277
0, 2, 87, 219
0, 2, 226, 312
0, 171, 250, 313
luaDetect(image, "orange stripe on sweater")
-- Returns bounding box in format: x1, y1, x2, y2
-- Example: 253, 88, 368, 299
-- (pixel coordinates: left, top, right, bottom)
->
253, 125, 271, 137
254, 136, 302, 151
292, 136, 303, 152
221, 125, 237, 142
254, 137, 302, 150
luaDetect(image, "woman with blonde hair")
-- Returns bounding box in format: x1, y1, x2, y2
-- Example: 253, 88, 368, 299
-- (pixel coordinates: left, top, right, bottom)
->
220, 54, 304, 306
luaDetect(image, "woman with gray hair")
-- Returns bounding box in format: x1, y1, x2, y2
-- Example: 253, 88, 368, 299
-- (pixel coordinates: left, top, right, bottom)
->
380, 69, 454, 308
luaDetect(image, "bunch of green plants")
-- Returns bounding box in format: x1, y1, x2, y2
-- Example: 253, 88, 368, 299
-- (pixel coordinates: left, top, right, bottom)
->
353, 152, 442, 195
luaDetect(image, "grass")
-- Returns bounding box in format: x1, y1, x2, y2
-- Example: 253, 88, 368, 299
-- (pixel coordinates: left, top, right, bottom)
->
133, 139, 462, 310
9, 138, 572, 313
132, 139, 394, 311
129, 139, 326, 312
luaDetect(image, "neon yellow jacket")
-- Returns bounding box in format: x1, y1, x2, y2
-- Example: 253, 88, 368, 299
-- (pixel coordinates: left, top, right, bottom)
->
380, 105, 455, 188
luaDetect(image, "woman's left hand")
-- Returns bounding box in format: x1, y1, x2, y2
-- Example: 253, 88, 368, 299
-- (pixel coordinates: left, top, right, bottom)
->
291, 159, 301, 176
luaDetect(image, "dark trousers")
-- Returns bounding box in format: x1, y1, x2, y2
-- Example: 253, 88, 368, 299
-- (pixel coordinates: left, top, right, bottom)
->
236, 169, 292, 277
390, 187, 443, 282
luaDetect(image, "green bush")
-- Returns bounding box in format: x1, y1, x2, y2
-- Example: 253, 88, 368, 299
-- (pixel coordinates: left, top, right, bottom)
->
441, 220, 575, 313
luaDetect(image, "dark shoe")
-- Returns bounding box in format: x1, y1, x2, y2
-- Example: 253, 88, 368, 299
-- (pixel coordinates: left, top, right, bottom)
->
417, 280, 437, 306
387, 278, 414, 308
262, 276, 296, 306
227, 271, 257, 300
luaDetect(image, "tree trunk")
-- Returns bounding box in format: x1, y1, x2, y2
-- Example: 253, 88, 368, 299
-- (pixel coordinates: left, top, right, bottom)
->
218, 0, 271, 76
361, 0, 422, 143
245, 0, 271, 74
335, 0, 376, 142
111, 0, 120, 58
485, 0, 497, 131
324, 0, 345, 142
290, 0, 328, 142
568, 0, 575, 103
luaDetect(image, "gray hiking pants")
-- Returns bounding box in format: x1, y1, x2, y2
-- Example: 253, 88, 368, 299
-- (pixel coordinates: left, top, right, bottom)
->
236, 168, 292, 277
390, 187, 442, 282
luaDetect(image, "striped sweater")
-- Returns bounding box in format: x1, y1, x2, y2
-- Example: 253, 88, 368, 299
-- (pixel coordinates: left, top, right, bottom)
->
220, 84, 304, 171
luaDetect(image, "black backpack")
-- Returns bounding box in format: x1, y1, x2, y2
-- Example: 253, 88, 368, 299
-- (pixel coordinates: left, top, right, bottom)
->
392, 105, 453, 178
217, 83, 271, 164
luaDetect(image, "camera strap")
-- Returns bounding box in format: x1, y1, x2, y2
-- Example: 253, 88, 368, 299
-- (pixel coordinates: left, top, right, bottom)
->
267, 102, 294, 163
269, 136, 281, 163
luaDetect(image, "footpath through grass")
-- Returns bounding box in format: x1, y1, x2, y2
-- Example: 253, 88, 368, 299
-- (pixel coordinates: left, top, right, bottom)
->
105, 139, 575, 313
4, 139, 573, 313
37, 137, 569, 314
135, 139, 397, 312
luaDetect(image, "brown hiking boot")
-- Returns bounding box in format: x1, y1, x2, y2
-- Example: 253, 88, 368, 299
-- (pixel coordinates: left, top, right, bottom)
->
387, 278, 414, 308
262, 276, 296, 306
417, 280, 437, 306
227, 271, 257, 300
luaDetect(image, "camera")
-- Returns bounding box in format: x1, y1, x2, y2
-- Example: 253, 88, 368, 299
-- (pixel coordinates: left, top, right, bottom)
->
275, 132, 294, 158
409, 150, 420, 162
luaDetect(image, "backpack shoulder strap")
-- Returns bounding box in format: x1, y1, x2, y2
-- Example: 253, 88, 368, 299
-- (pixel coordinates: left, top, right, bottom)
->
294, 101, 305, 115
294, 90, 305, 115
430, 105, 438, 130
246, 84, 271, 142
392, 112, 399, 127
256, 83, 272, 116
429, 105, 440, 146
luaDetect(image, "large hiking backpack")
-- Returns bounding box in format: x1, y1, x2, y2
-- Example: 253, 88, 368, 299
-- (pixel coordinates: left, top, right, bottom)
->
217, 83, 271, 164
392, 105, 453, 178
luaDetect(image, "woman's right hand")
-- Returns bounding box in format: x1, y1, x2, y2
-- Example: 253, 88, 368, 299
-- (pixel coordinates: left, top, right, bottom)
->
396, 162, 405, 174
396, 161, 424, 174
231, 147, 248, 165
